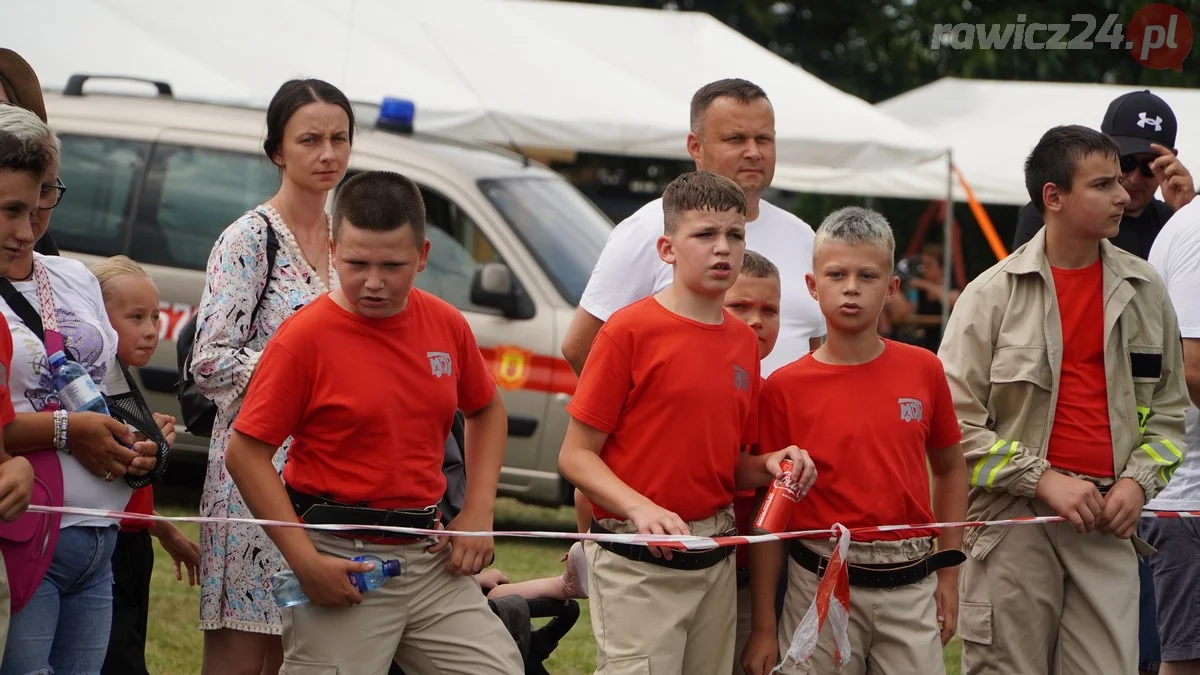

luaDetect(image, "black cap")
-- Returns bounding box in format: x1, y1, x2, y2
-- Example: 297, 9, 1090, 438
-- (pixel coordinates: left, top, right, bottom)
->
1101, 90, 1177, 157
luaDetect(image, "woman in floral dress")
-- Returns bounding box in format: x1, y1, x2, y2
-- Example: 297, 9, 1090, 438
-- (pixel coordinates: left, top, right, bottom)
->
191, 78, 354, 675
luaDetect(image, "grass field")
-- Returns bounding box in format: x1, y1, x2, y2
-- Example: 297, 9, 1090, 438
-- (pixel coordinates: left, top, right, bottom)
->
145, 498, 961, 674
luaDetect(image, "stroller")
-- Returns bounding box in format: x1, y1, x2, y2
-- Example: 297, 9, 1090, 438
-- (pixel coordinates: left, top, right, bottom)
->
390, 411, 580, 675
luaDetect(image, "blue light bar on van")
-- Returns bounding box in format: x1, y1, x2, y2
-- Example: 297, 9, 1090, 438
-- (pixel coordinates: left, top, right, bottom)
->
377, 97, 415, 134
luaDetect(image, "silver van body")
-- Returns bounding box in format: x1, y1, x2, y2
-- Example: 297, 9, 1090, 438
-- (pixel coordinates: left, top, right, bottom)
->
44, 86, 609, 506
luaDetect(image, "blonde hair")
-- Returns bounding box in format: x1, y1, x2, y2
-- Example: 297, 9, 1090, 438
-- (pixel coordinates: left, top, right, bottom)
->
92, 255, 152, 302
813, 207, 896, 271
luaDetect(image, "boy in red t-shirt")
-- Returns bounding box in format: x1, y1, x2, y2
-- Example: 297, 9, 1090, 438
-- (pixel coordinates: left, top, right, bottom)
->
225, 171, 523, 675
558, 171, 815, 674
742, 206, 968, 675
723, 249, 784, 674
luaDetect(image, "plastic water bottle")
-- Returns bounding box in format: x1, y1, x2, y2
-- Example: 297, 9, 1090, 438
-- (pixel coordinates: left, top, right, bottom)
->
48, 351, 110, 414
271, 555, 402, 608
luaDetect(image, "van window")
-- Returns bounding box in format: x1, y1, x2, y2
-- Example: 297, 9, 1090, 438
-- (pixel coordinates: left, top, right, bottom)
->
131, 144, 278, 270
418, 187, 508, 314
53, 134, 150, 257
480, 177, 612, 306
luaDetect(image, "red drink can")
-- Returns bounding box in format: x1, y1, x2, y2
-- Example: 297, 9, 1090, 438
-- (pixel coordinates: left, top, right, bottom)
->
753, 459, 802, 534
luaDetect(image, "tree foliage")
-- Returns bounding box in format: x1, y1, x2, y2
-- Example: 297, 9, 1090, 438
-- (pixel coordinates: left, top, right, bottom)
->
577, 0, 1200, 102
567, 1, 1200, 274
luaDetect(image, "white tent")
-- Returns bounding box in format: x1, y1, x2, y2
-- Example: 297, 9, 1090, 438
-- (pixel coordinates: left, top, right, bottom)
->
774, 77, 1200, 205
1, 0, 947, 171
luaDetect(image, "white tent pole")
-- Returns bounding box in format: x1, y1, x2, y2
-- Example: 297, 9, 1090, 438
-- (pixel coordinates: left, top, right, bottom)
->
942, 151, 954, 330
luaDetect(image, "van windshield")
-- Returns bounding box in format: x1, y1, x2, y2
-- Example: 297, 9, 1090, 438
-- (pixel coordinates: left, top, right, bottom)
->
479, 177, 612, 306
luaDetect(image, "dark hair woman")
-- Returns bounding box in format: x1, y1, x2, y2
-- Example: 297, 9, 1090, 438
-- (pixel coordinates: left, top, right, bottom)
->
190, 78, 354, 675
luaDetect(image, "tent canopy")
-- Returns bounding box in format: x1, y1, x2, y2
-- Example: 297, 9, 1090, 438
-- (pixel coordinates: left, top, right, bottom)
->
774, 77, 1200, 205
2, 0, 946, 172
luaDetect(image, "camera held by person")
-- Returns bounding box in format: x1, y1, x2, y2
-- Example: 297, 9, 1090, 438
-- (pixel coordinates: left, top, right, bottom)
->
886, 244, 959, 352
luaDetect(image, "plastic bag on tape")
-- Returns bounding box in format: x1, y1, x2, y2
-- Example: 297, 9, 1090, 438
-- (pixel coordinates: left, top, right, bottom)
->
774, 524, 852, 673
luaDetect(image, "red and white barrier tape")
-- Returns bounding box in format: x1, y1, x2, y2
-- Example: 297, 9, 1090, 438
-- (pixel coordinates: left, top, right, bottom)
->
778, 523, 852, 673
24, 505, 1200, 548
24, 505, 1200, 669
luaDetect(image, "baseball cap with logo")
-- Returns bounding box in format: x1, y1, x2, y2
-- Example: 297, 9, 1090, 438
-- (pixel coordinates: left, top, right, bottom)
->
1101, 90, 1178, 157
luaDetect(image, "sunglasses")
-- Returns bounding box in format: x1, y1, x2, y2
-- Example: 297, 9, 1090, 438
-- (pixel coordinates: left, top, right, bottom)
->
1119, 155, 1155, 178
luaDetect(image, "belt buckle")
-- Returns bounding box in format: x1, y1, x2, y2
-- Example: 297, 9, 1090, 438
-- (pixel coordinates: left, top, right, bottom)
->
816, 552, 831, 579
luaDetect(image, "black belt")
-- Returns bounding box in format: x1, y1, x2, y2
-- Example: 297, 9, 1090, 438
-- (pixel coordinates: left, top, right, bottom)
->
788, 540, 965, 589
287, 486, 438, 538
590, 520, 735, 571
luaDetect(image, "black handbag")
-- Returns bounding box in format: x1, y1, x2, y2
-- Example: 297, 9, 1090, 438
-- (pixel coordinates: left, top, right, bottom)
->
176, 213, 278, 437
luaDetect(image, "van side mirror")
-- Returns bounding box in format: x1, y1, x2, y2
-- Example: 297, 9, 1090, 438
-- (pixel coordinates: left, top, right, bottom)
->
470, 263, 535, 320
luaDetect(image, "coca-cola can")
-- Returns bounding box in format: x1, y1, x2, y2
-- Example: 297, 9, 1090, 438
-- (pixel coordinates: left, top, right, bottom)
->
753, 458, 802, 535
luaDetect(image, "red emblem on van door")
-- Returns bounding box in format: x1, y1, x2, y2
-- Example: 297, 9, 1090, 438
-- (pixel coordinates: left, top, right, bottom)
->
493, 345, 534, 391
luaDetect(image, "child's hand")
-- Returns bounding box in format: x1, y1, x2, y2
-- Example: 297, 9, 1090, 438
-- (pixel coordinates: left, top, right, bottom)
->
740, 628, 780, 675
1098, 478, 1145, 539
1035, 470, 1104, 534
934, 567, 959, 645
475, 567, 509, 592
766, 446, 817, 498
155, 523, 200, 585
627, 501, 689, 561
152, 413, 177, 447
127, 440, 159, 477
0, 456, 35, 522
432, 507, 495, 577
293, 552, 372, 607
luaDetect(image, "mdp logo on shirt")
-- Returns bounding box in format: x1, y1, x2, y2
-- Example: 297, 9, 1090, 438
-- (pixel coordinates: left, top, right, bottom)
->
428, 351, 453, 378
899, 398, 924, 423
733, 365, 750, 392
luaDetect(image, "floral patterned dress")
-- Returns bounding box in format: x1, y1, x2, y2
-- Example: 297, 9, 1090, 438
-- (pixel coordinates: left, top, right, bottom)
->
192, 204, 336, 634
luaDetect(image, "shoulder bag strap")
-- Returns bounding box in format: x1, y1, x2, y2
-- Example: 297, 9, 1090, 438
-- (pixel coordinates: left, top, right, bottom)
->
248, 210, 279, 331
185, 211, 279, 371
0, 259, 64, 356
0, 279, 44, 342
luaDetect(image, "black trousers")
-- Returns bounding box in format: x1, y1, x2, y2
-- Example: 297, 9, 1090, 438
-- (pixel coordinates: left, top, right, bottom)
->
102, 530, 154, 675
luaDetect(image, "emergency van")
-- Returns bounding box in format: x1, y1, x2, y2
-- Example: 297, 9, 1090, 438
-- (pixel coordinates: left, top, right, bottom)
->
45, 75, 611, 506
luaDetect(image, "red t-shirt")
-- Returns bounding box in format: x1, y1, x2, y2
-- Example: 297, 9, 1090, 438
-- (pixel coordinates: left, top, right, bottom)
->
120, 486, 155, 533
567, 297, 760, 523
234, 291, 497, 509
1046, 261, 1114, 478
758, 340, 961, 541
735, 376, 768, 569
0, 314, 15, 428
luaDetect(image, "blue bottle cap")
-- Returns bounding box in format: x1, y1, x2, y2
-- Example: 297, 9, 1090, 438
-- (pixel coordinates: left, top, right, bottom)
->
383, 559, 401, 577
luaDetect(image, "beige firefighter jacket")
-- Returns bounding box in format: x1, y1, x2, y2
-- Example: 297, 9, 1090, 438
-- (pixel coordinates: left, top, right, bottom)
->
939, 228, 1188, 560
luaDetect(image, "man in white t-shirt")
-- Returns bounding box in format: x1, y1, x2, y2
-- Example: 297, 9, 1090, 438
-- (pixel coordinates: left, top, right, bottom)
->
561, 78, 825, 379
1142, 197, 1200, 675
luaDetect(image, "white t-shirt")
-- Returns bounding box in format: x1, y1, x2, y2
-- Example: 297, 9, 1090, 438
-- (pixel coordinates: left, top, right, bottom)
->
578, 198, 826, 376
1146, 199, 1200, 511
1, 254, 126, 528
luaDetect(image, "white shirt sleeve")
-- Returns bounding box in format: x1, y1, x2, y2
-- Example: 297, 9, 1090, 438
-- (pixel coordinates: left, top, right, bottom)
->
577, 203, 668, 322
1151, 203, 1200, 338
